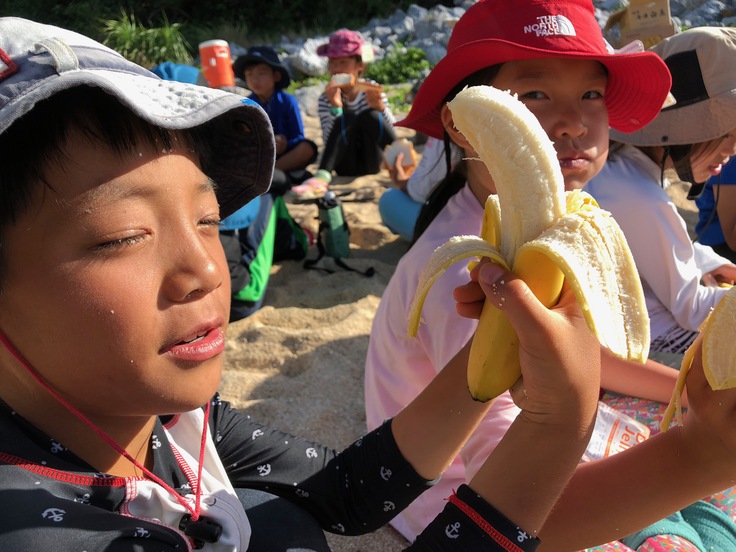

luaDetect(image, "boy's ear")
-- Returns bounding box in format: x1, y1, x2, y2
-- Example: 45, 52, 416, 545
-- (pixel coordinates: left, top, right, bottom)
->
440, 104, 472, 150
273, 70, 281, 84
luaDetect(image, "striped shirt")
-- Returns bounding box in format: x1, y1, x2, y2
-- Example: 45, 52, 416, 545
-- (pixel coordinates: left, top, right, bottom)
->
317, 79, 396, 141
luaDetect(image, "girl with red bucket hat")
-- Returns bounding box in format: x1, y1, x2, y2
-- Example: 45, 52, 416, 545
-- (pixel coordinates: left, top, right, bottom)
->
368, 0, 736, 549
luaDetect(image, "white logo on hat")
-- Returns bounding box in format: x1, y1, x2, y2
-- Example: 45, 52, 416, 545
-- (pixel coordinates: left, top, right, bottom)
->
524, 15, 576, 37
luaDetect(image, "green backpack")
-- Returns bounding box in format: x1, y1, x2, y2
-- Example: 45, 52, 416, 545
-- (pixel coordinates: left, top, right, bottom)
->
303, 191, 374, 276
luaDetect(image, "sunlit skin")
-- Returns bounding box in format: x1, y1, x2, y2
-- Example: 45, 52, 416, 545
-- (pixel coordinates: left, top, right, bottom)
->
442, 58, 610, 204
0, 131, 230, 476
688, 131, 736, 183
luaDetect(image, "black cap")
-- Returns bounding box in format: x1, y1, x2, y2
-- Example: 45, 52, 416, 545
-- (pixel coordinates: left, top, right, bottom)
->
232, 46, 291, 89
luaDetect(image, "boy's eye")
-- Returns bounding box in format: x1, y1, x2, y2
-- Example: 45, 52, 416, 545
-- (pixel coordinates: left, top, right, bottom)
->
583, 90, 605, 100
201, 217, 222, 228
94, 234, 146, 251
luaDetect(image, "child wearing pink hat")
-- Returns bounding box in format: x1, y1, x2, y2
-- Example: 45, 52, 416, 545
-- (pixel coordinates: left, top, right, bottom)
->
366, 0, 736, 550
291, 29, 397, 197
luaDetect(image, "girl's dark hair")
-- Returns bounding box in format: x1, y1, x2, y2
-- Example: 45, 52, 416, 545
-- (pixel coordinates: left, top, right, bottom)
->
410, 64, 501, 246
0, 86, 209, 281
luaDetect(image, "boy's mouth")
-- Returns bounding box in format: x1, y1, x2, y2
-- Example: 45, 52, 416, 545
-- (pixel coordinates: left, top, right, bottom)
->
179, 332, 206, 345
161, 320, 225, 361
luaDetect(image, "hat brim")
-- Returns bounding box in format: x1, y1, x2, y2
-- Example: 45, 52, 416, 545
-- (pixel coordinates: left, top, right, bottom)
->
3, 69, 275, 218
398, 39, 672, 139
316, 43, 362, 58
611, 90, 736, 146
232, 55, 291, 89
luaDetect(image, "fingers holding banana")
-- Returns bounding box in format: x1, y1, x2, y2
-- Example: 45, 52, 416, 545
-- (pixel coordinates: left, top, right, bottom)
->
473, 262, 600, 424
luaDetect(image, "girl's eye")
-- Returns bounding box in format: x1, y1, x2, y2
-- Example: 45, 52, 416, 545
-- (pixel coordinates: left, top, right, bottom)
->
520, 91, 546, 100
583, 90, 605, 100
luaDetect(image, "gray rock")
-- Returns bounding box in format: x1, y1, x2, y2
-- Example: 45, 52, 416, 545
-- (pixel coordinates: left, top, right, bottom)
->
289, 37, 327, 78
294, 85, 324, 118
243, 0, 736, 84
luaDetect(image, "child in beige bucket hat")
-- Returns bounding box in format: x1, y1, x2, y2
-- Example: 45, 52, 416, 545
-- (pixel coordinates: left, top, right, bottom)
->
586, 27, 736, 360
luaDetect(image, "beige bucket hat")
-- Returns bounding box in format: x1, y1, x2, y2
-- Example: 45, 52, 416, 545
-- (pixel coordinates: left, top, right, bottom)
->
611, 27, 736, 146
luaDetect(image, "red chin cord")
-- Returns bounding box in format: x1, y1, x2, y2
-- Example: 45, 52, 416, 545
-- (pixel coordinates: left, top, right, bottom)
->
0, 328, 210, 522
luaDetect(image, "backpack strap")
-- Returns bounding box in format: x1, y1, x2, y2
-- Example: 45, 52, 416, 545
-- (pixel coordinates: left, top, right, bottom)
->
303, 222, 329, 272
303, 222, 375, 277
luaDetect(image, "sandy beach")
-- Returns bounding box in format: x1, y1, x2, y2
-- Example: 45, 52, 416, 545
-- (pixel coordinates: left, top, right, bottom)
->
219, 109, 700, 551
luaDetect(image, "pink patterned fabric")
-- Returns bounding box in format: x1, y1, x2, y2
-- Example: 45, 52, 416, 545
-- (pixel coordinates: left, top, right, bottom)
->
580, 392, 736, 552
583, 543, 635, 551
636, 535, 701, 551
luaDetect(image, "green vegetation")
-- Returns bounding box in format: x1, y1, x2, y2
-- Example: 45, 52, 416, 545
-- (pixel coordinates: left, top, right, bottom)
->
2, 0, 448, 48
365, 44, 431, 84
101, 10, 192, 67
3, 0, 436, 111
383, 83, 415, 115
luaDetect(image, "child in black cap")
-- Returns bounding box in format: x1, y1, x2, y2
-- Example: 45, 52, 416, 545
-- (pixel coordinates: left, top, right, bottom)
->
233, 46, 318, 194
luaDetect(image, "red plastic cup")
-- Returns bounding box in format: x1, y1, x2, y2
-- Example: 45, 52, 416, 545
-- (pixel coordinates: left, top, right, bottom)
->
199, 39, 235, 88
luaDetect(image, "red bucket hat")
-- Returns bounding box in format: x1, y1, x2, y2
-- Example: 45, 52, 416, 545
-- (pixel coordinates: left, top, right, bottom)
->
317, 29, 365, 58
399, 0, 672, 139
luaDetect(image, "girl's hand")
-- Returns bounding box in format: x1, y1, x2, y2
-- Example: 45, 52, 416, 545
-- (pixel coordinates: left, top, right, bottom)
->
387, 153, 410, 192
324, 83, 343, 108
465, 261, 600, 427
702, 264, 736, 286
364, 87, 385, 111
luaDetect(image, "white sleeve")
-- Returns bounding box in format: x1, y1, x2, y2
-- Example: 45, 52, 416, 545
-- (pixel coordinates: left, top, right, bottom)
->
693, 240, 733, 273
614, 188, 727, 331
406, 138, 449, 203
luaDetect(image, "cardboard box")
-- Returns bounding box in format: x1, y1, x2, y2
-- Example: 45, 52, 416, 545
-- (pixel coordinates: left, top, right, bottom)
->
604, 0, 679, 49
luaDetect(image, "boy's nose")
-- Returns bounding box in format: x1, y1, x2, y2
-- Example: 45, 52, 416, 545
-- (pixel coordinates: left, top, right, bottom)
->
166, 237, 224, 303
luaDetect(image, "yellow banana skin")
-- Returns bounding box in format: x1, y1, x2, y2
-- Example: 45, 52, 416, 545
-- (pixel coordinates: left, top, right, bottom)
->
408, 85, 650, 402
661, 285, 736, 431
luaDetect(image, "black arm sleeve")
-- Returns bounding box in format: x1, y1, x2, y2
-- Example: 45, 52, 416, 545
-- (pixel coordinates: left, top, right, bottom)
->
406, 484, 541, 551
210, 396, 435, 535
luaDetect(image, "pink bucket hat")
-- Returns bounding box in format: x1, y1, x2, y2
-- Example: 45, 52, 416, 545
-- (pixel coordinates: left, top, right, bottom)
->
316, 29, 365, 58
399, 0, 672, 139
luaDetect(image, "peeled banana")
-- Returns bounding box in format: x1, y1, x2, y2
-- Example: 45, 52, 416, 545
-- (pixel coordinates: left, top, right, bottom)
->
408, 85, 651, 402
660, 285, 736, 431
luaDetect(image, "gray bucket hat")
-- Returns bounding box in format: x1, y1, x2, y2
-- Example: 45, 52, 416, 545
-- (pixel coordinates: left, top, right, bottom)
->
611, 27, 736, 146
0, 17, 275, 218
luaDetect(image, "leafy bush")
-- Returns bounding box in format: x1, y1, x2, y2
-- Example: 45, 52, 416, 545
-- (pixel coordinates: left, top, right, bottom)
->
100, 10, 192, 68
365, 44, 431, 85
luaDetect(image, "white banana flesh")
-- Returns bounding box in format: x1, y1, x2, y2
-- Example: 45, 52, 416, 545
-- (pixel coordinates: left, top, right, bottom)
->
408, 85, 650, 402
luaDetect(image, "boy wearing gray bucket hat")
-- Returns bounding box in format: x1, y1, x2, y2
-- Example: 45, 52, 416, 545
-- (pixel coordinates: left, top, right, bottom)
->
586, 27, 736, 358
0, 16, 637, 552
